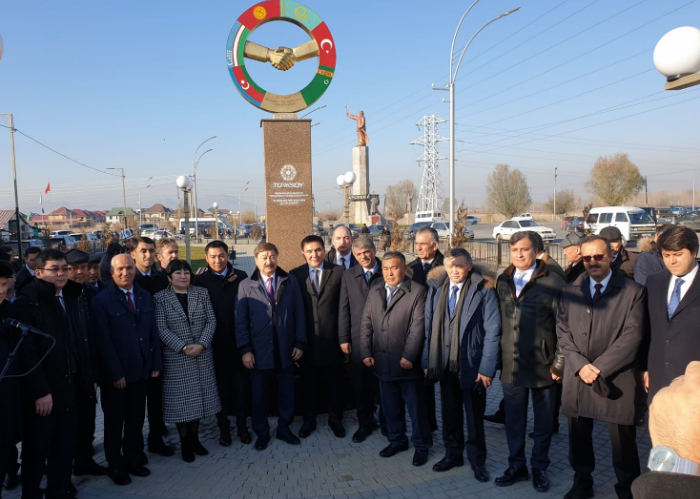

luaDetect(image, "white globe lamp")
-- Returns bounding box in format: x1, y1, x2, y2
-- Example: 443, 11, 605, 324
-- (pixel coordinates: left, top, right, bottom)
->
336, 174, 346, 187
344, 171, 357, 184
176, 175, 191, 190
212, 201, 218, 209
654, 26, 700, 80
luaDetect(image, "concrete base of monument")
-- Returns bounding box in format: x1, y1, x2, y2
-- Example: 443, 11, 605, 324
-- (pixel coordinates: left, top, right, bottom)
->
260, 118, 313, 271
352, 145, 370, 225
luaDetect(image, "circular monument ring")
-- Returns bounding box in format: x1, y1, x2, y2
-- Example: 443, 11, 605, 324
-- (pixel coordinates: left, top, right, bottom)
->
226, 1, 336, 113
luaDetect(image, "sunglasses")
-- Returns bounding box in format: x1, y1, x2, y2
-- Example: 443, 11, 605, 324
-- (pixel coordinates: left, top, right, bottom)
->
582, 254, 607, 263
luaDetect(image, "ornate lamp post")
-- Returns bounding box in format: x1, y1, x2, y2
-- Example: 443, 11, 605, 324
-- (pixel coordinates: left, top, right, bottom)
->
176, 175, 192, 264
336, 171, 357, 227
212, 201, 219, 238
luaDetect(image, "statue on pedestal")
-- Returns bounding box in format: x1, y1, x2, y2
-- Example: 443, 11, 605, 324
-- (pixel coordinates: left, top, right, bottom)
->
370, 195, 380, 215
346, 105, 369, 146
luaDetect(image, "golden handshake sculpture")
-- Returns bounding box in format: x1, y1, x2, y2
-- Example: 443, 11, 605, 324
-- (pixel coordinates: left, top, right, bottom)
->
244, 40, 319, 71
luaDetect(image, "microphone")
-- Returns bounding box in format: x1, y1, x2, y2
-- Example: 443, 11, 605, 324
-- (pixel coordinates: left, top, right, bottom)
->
3, 319, 55, 339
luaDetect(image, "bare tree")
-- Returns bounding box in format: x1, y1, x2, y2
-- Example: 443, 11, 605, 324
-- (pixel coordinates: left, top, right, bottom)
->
447, 203, 470, 250
545, 189, 576, 215
241, 210, 257, 224
385, 180, 418, 220
586, 153, 645, 206
486, 164, 532, 219
317, 209, 342, 222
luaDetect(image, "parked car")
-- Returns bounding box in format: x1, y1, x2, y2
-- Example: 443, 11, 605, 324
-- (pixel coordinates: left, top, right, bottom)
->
566, 217, 585, 232
69, 232, 101, 252
49, 235, 78, 250
492, 219, 556, 242
138, 223, 158, 233
152, 229, 175, 241
236, 224, 253, 237
367, 225, 384, 236
656, 209, 678, 224
512, 213, 533, 221
408, 221, 433, 235
466, 216, 481, 225
584, 206, 656, 244
50, 230, 73, 237
676, 211, 700, 232
561, 216, 575, 230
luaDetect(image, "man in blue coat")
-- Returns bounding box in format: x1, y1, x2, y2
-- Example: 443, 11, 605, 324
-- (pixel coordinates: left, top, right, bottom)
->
235, 242, 306, 451
91, 254, 162, 486
423, 249, 501, 481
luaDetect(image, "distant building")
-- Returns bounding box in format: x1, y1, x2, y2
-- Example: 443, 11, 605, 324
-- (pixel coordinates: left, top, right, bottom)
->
105, 207, 137, 225
142, 203, 172, 222
0, 210, 34, 240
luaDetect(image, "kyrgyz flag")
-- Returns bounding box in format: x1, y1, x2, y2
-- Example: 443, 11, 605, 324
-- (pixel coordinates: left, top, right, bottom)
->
44, 182, 51, 194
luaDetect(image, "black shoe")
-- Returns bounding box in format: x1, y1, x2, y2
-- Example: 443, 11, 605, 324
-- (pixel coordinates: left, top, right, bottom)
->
218, 427, 232, 447
238, 429, 252, 445
137, 452, 148, 465
495, 466, 529, 487
379, 443, 408, 458
74, 459, 108, 476
474, 466, 490, 483
299, 422, 316, 438
125, 463, 151, 478
108, 469, 132, 486
148, 440, 175, 457
429, 422, 438, 432
432, 455, 464, 472
3, 471, 20, 490
331, 424, 346, 438
532, 469, 550, 492
352, 426, 373, 443
193, 440, 209, 456
484, 412, 506, 425
276, 432, 301, 446
563, 486, 595, 499
412, 450, 429, 466
254, 434, 271, 451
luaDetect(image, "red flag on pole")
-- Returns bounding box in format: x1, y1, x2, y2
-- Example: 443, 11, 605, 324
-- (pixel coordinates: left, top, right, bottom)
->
44, 182, 51, 194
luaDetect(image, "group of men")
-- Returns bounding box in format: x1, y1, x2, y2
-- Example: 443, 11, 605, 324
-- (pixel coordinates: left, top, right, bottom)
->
0, 220, 698, 499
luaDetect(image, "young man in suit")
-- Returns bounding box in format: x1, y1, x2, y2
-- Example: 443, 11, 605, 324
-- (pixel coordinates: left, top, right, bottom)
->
290, 235, 345, 438
361, 251, 432, 466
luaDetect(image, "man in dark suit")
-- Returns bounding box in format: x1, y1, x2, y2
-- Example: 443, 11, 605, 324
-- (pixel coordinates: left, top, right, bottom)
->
643, 226, 700, 402
338, 237, 384, 443
634, 224, 674, 286
557, 235, 645, 499
423, 249, 501, 481
235, 243, 306, 451
562, 232, 586, 284
361, 251, 432, 466
291, 235, 346, 438
408, 226, 443, 432
14, 246, 40, 291
128, 236, 173, 457
13, 249, 95, 499
86, 254, 105, 294
91, 254, 163, 486
324, 226, 357, 269
600, 227, 637, 280
194, 240, 251, 446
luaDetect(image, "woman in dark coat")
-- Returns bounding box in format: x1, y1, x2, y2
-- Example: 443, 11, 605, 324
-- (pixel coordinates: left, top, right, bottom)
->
154, 260, 220, 462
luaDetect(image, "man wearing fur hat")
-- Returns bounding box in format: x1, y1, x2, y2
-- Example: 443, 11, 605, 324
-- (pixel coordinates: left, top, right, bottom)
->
422, 249, 501, 481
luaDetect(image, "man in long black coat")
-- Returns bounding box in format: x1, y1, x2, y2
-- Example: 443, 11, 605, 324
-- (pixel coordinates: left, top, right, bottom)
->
291, 235, 345, 439
557, 235, 645, 499
13, 249, 95, 499
407, 226, 443, 432
338, 237, 383, 443
194, 240, 251, 446
642, 226, 700, 402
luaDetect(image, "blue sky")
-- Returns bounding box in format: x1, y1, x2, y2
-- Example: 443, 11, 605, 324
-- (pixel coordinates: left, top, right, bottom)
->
1, 0, 699, 215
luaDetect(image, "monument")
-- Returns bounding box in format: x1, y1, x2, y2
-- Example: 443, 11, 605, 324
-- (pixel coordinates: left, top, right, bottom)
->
346, 106, 382, 226
226, 1, 336, 269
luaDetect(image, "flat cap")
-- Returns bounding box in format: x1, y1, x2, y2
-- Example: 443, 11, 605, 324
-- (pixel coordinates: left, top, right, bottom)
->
599, 226, 623, 241
106, 242, 122, 255
0, 261, 13, 278
89, 254, 102, 265
561, 231, 585, 248
64, 249, 90, 265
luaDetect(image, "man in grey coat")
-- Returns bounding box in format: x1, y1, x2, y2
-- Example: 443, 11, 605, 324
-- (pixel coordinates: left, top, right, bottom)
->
361, 251, 432, 466
235, 242, 306, 451
557, 235, 645, 499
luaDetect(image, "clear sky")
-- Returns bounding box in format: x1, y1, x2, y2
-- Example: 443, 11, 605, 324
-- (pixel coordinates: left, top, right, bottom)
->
1, 0, 699, 215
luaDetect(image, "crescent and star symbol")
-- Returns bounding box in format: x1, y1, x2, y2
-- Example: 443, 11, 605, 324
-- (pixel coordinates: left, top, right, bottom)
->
320, 39, 333, 54
240, 79, 250, 90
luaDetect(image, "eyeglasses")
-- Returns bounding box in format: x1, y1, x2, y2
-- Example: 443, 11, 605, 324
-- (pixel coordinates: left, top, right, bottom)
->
582, 254, 607, 263
38, 267, 69, 274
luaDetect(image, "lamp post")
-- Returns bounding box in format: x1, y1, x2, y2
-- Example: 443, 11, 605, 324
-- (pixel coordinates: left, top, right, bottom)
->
176, 175, 192, 264
192, 136, 216, 240
0, 113, 23, 265
433, 1, 520, 245
336, 171, 357, 227
212, 201, 219, 238
239, 181, 250, 217
107, 167, 128, 231
654, 27, 700, 90
138, 177, 153, 227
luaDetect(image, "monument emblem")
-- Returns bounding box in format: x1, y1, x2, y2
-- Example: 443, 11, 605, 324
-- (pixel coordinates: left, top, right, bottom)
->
280, 164, 297, 181
226, 1, 337, 113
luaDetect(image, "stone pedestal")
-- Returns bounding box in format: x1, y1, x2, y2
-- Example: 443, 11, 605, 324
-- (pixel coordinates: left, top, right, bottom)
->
261, 118, 313, 271
352, 146, 370, 225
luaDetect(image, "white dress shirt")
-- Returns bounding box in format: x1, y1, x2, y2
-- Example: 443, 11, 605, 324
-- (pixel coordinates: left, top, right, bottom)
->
308, 265, 323, 289
667, 264, 699, 304
385, 282, 401, 305
262, 274, 275, 295
26, 264, 35, 277
448, 280, 466, 303
213, 267, 228, 278
138, 268, 152, 277
589, 270, 613, 298
513, 263, 537, 298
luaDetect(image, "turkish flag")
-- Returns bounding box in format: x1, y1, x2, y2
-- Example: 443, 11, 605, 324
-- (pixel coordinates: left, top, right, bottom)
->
44, 182, 50, 194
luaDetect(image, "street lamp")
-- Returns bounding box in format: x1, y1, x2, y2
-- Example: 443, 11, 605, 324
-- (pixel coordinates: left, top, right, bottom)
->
176, 175, 192, 264
654, 26, 700, 90
107, 167, 128, 231
239, 181, 250, 217
192, 136, 216, 240
336, 171, 357, 227
433, 1, 520, 245
212, 201, 219, 238
138, 177, 153, 227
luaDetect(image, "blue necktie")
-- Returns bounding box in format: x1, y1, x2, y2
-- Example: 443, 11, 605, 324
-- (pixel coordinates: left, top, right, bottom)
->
448, 286, 458, 318
668, 278, 684, 318
423, 262, 430, 273
365, 270, 373, 284
387, 287, 395, 305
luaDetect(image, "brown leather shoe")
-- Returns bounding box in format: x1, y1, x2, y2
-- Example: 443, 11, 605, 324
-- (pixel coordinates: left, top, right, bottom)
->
219, 428, 232, 447
238, 429, 252, 445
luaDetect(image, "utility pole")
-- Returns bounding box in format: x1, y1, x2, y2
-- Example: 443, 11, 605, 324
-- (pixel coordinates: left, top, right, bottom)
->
6, 114, 23, 265
645, 176, 649, 205
108, 167, 128, 231
553, 167, 557, 221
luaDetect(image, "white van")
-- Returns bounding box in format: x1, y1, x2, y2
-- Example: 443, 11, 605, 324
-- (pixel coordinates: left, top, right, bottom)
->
585, 206, 656, 244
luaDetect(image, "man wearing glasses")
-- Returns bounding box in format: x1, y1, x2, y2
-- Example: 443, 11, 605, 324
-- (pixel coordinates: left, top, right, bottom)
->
556, 235, 645, 499
13, 249, 95, 499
